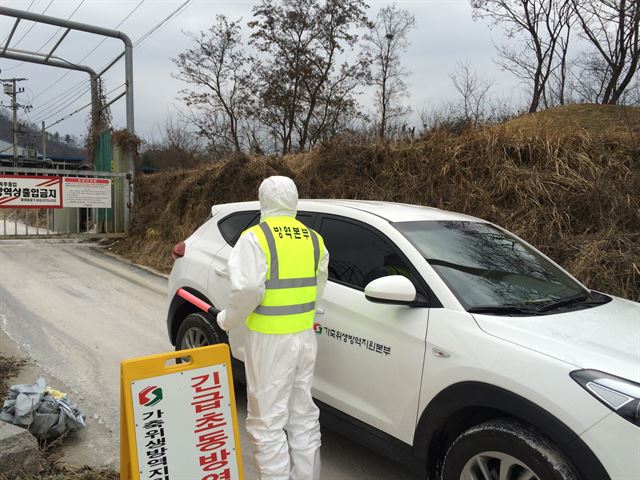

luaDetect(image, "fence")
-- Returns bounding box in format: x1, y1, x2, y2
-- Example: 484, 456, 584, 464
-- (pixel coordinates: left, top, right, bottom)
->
0, 166, 129, 238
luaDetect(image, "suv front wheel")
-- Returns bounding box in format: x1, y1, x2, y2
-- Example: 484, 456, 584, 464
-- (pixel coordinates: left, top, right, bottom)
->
175, 312, 227, 352
441, 419, 579, 480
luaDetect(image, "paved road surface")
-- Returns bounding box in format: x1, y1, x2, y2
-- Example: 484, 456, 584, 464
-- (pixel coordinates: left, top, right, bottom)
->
0, 240, 416, 479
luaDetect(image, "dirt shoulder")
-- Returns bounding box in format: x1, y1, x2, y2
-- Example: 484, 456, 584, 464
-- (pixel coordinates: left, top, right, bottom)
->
0, 329, 118, 479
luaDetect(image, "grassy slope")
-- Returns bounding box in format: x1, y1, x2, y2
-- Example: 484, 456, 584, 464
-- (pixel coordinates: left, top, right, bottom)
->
503, 103, 640, 136
114, 105, 640, 301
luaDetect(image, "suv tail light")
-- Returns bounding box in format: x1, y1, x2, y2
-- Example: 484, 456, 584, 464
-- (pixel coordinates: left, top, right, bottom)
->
172, 241, 186, 260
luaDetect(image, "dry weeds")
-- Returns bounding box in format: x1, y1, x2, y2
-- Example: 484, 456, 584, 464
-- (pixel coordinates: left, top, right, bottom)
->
114, 105, 640, 301
0, 466, 118, 480
1, 357, 119, 479
0, 356, 25, 395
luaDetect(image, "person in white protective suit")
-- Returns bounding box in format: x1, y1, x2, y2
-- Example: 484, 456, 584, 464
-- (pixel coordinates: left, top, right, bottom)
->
216, 176, 329, 480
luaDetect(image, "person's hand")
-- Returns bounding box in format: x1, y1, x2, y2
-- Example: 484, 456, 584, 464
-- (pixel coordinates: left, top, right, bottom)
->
216, 310, 228, 331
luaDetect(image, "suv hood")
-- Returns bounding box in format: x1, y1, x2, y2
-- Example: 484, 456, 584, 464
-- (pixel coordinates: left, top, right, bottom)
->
472, 296, 640, 383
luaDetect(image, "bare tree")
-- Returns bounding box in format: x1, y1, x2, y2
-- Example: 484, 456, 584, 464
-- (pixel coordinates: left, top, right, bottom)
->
571, 0, 640, 104
364, 4, 416, 139
627, 79, 640, 105
471, 0, 574, 113
173, 16, 252, 153
449, 60, 493, 127
142, 114, 204, 171
249, 0, 370, 155
547, 8, 575, 106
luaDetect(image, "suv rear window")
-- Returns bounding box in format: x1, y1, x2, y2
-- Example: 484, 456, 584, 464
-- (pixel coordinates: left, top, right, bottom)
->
219, 211, 316, 246
218, 211, 259, 246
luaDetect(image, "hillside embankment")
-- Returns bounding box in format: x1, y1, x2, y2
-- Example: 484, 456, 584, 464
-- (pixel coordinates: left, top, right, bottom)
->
114, 104, 640, 302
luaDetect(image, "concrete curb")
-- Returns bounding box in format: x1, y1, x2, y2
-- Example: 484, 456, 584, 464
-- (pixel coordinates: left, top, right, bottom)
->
97, 243, 170, 279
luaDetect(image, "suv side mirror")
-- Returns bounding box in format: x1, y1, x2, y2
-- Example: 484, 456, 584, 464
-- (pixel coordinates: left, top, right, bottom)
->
364, 275, 417, 305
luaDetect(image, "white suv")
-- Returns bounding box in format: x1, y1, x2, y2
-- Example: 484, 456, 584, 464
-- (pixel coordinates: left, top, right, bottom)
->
167, 200, 640, 480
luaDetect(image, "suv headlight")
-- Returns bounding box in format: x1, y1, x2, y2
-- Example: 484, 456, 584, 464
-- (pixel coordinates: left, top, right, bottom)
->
571, 369, 640, 427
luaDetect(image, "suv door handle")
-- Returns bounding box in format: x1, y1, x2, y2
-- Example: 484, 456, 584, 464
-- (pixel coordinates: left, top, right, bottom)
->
214, 267, 229, 277
315, 307, 325, 315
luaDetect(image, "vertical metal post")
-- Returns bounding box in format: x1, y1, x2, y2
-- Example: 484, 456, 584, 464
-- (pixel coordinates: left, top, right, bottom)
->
124, 43, 134, 137
124, 40, 134, 231
36, 209, 39, 235
114, 176, 119, 233
25, 209, 28, 235
11, 79, 17, 163
14, 208, 17, 235
41, 121, 46, 161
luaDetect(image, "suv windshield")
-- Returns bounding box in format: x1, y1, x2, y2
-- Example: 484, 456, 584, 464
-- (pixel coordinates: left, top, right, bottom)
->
395, 221, 589, 311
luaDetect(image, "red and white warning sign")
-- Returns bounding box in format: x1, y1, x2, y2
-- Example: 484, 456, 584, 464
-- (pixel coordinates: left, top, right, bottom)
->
62, 177, 111, 208
0, 175, 62, 208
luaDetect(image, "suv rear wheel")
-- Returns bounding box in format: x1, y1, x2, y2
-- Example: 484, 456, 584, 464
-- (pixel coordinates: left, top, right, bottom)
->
441, 419, 579, 480
175, 312, 227, 352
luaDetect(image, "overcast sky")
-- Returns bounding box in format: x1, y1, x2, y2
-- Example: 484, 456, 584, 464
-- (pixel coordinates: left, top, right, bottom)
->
0, 0, 522, 141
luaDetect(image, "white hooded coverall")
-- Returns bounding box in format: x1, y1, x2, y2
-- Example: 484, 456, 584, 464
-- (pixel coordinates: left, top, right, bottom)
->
217, 176, 329, 480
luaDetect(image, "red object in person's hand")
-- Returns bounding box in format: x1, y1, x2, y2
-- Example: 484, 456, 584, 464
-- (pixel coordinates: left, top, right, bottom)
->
177, 288, 219, 317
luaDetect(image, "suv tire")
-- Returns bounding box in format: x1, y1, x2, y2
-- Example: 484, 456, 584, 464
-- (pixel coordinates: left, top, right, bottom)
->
441, 419, 579, 480
175, 312, 227, 353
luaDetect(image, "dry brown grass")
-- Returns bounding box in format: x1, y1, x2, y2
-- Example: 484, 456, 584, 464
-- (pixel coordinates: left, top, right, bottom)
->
502, 103, 640, 138
113, 105, 640, 301
0, 466, 118, 480
0, 356, 25, 395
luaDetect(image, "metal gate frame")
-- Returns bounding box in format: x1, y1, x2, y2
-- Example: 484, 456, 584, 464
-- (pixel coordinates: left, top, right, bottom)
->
0, 6, 136, 228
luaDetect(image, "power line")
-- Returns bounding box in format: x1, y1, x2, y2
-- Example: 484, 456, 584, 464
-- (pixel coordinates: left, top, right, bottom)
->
44, 82, 125, 129
30, 0, 145, 102
74, 0, 146, 64
32, 84, 91, 122
29, 80, 88, 113
32, 0, 195, 128
38, 87, 94, 124
11, 0, 56, 49
134, 0, 194, 49
38, 0, 86, 50
1, 0, 87, 73
33, 0, 188, 109
0, 0, 37, 45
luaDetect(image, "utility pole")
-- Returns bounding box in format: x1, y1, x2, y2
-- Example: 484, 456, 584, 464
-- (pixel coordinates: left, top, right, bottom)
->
0, 77, 28, 166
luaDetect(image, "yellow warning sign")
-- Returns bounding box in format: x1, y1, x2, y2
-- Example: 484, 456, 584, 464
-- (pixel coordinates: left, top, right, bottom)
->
120, 344, 243, 480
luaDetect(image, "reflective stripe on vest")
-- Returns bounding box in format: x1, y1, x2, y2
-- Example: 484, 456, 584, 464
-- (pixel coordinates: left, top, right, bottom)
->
245, 217, 323, 334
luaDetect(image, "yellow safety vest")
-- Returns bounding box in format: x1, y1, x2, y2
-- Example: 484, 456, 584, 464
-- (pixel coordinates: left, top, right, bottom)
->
244, 216, 325, 334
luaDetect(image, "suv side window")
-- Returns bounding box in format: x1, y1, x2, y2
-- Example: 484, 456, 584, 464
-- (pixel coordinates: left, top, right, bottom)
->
218, 211, 259, 246
319, 216, 415, 290
296, 212, 315, 228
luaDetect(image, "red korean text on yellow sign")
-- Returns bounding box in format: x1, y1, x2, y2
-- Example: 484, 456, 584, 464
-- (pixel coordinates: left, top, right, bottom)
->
120, 344, 243, 480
